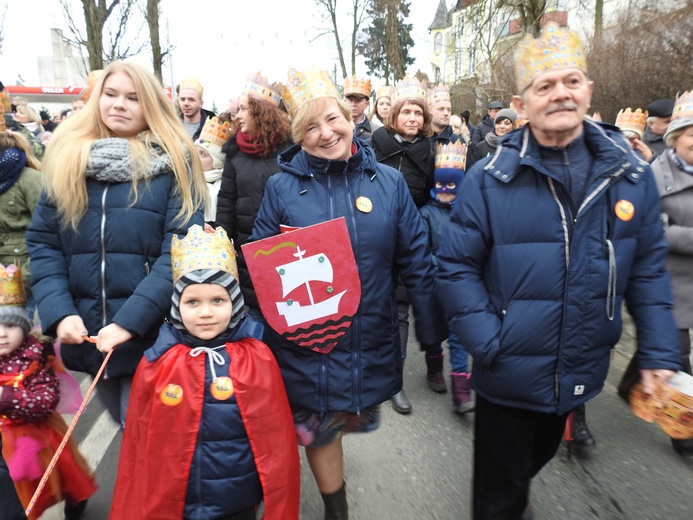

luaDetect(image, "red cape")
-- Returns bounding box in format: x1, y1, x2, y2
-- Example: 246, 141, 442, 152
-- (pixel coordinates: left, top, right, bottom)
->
109, 338, 300, 520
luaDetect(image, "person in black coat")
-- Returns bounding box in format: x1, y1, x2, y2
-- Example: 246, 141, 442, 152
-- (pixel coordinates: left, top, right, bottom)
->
371, 78, 444, 414
1, 440, 26, 520
215, 73, 292, 312
467, 108, 517, 170
470, 100, 504, 151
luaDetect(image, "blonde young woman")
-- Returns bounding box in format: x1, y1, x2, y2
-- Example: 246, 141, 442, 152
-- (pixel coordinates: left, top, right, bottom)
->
26, 61, 207, 426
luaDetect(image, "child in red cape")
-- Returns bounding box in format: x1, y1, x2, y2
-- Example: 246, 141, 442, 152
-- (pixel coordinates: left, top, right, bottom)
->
110, 226, 299, 520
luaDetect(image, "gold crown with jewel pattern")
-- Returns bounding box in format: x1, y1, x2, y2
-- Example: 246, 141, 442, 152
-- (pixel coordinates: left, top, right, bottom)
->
281, 67, 341, 118
243, 72, 283, 107
171, 225, 238, 283
514, 22, 587, 93
427, 84, 450, 105
615, 108, 648, 139
0, 263, 26, 306
671, 91, 693, 123
198, 116, 232, 147
376, 86, 393, 99
391, 76, 427, 106
343, 76, 372, 98
435, 140, 467, 171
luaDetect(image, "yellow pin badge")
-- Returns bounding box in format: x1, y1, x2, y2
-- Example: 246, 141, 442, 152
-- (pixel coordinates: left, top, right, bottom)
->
210, 376, 234, 400
160, 384, 184, 406
355, 196, 373, 213
615, 200, 635, 222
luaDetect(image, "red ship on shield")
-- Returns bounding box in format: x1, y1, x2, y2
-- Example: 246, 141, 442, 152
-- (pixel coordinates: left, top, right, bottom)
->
242, 218, 361, 354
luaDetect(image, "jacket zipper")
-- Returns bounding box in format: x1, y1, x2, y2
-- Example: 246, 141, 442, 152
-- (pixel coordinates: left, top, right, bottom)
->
100, 186, 109, 378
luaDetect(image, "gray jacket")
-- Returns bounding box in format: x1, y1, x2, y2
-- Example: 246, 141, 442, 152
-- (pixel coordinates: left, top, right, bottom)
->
652, 151, 693, 328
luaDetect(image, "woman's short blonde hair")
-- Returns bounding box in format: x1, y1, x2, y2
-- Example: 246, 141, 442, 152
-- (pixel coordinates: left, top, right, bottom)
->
665, 126, 690, 148
15, 105, 42, 126
42, 60, 207, 230
291, 97, 351, 145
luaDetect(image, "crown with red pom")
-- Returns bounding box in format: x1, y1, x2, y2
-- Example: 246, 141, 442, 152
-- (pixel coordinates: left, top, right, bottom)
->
243, 71, 283, 107
282, 66, 341, 118
0, 263, 26, 306
435, 140, 467, 171
427, 84, 450, 105
514, 23, 587, 92
343, 76, 372, 98
615, 108, 648, 139
391, 76, 427, 106
171, 225, 238, 283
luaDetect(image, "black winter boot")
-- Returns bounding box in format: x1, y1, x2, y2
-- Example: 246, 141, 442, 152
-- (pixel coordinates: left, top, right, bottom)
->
571, 403, 596, 448
321, 481, 348, 520
425, 353, 447, 393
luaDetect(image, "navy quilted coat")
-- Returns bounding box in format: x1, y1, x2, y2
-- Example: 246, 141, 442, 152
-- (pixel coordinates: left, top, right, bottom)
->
251, 139, 448, 414
437, 121, 681, 414
26, 172, 203, 378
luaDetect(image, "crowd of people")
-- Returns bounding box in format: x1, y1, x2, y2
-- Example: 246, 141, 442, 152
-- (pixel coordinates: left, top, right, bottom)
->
1, 20, 692, 520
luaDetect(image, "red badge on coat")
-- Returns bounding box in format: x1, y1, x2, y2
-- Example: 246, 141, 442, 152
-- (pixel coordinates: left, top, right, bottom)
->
242, 218, 361, 354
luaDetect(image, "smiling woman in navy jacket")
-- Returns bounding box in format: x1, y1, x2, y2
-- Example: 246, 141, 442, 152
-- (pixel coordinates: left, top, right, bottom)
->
26, 61, 206, 427
251, 67, 447, 520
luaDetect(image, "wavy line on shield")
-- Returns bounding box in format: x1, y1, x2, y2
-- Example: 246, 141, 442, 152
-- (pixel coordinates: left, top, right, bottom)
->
252, 241, 297, 259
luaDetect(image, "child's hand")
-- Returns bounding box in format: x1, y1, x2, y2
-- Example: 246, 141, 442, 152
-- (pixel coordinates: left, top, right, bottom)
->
96, 323, 133, 353
56, 315, 88, 344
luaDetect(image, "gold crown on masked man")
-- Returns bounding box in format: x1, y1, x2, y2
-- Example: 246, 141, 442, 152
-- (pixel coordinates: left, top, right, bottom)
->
427, 84, 450, 105
391, 76, 427, 106
435, 140, 467, 171
615, 108, 648, 139
514, 22, 587, 93
0, 263, 26, 306
243, 72, 283, 107
171, 225, 238, 284
282, 66, 341, 118
343, 76, 372, 98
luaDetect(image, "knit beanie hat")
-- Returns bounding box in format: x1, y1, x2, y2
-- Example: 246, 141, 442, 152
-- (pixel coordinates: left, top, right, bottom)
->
0, 305, 31, 337
170, 269, 245, 341
194, 139, 225, 170
495, 108, 517, 127
195, 116, 231, 170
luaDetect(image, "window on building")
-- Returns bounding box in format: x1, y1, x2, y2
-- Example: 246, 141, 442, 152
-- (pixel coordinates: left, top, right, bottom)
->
434, 33, 442, 54
434, 66, 441, 83
456, 16, 465, 40
466, 48, 477, 77
455, 50, 463, 79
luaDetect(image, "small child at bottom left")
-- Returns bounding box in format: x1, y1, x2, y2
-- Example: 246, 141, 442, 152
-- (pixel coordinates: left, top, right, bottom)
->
0, 263, 97, 520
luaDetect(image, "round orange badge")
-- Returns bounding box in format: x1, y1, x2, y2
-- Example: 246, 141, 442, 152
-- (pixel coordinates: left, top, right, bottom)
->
210, 376, 234, 401
160, 384, 183, 406
615, 200, 635, 222
355, 196, 373, 213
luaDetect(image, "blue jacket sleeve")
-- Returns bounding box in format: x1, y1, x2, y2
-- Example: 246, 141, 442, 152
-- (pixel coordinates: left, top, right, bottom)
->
437, 169, 502, 367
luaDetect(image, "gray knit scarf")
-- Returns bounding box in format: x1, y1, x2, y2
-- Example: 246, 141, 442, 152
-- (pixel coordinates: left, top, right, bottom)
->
85, 138, 172, 182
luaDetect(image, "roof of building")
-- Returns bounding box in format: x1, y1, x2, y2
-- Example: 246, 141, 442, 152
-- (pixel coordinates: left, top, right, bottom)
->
429, 0, 450, 31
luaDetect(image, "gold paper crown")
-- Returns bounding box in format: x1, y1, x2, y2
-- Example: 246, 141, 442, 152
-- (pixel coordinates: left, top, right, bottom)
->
391, 76, 427, 106
198, 116, 232, 147
179, 77, 204, 96
376, 86, 393, 99
671, 91, 693, 122
615, 108, 648, 138
0, 263, 26, 306
427, 84, 450, 105
343, 76, 372, 98
514, 22, 587, 92
243, 72, 283, 107
282, 67, 341, 118
435, 140, 467, 171
171, 225, 238, 283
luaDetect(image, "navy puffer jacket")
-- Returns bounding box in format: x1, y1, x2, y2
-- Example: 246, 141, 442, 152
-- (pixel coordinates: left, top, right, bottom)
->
27, 172, 203, 378
437, 121, 681, 414
251, 138, 447, 414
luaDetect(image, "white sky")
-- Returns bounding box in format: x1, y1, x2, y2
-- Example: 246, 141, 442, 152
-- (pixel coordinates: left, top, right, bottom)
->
0, 0, 435, 111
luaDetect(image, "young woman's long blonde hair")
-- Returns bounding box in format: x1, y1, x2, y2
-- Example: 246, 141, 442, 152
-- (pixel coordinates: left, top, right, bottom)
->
42, 60, 207, 230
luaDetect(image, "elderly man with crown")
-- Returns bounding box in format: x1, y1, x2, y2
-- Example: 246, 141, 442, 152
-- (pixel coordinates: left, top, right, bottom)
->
110, 226, 300, 520
343, 75, 373, 143
436, 23, 682, 520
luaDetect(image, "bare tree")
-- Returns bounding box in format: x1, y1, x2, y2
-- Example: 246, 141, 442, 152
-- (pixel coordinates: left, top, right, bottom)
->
145, 0, 165, 81
60, 0, 145, 74
0, 1, 6, 54
314, 0, 371, 78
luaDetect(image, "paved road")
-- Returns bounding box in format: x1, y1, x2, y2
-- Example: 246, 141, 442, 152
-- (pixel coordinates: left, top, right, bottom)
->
40, 313, 693, 519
